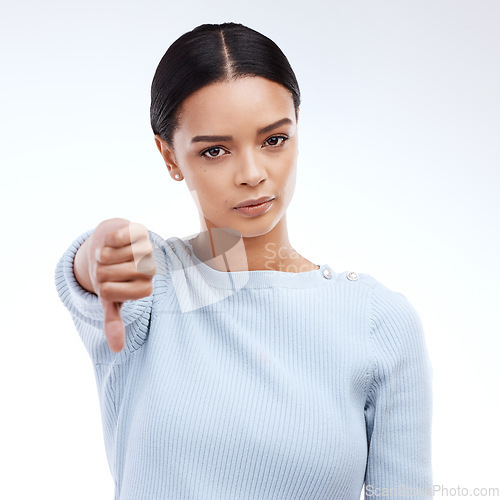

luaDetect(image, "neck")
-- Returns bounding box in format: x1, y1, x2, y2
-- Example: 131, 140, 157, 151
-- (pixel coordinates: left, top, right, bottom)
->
189, 215, 319, 273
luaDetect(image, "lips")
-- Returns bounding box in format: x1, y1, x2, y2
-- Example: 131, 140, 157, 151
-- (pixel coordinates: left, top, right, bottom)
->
234, 196, 275, 208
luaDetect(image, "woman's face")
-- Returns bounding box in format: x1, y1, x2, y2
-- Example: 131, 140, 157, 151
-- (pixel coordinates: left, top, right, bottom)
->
156, 76, 299, 239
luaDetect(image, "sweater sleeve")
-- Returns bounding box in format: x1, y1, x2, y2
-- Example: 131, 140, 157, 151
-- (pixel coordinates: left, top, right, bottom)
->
54, 227, 168, 365
364, 282, 433, 499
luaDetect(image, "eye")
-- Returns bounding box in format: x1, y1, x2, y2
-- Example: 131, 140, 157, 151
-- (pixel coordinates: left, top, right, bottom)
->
264, 135, 289, 148
200, 135, 289, 161
200, 146, 228, 160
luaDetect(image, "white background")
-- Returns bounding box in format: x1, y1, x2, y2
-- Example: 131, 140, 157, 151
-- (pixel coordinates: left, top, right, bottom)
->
1, 1, 499, 498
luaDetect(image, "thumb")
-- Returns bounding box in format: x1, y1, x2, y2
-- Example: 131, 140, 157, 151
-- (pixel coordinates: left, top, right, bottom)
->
101, 298, 125, 353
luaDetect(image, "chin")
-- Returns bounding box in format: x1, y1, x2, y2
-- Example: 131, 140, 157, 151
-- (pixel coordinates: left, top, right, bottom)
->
232, 215, 284, 239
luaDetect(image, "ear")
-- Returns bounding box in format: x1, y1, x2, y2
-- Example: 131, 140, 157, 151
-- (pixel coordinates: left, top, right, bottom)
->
154, 134, 182, 179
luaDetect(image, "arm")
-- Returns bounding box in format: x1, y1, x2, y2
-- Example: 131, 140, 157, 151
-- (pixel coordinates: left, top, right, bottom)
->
364, 283, 433, 499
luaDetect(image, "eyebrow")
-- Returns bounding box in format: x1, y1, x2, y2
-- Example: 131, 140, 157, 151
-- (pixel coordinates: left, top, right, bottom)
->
190, 117, 294, 144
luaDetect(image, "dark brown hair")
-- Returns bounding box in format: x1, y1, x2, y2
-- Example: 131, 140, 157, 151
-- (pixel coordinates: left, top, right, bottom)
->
150, 22, 301, 148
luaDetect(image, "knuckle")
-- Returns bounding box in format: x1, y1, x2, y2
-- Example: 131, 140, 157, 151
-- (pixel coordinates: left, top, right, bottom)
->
114, 231, 124, 246
143, 235, 153, 249
143, 281, 154, 298
132, 238, 152, 257
130, 221, 145, 238
98, 246, 107, 263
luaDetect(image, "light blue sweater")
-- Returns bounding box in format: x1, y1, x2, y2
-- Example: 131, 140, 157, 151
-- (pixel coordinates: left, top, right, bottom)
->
54, 228, 433, 499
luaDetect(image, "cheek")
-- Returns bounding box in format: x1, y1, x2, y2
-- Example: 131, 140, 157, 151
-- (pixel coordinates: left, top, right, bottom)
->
189, 176, 229, 211
276, 155, 297, 189
276, 161, 297, 208
284, 170, 297, 203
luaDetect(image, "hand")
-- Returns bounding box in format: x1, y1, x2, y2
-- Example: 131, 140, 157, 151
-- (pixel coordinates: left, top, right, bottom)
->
87, 218, 156, 353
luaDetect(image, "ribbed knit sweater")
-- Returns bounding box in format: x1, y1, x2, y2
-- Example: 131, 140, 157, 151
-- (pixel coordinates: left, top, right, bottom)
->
54, 228, 433, 500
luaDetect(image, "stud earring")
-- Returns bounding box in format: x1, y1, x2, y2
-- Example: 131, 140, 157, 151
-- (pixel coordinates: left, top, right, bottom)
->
175, 174, 181, 180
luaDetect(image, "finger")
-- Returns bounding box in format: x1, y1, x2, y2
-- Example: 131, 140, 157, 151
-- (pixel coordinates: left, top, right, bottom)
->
99, 238, 154, 266
131, 238, 155, 271
98, 279, 154, 302
95, 259, 156, 283
101, 298, 125, 353
104, 221, 148, 248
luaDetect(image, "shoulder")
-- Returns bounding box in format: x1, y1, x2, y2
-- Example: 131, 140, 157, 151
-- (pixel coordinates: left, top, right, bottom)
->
338, 269, 417, 310
368, 276, 422, 331
355, 273, 428, 358
334, 270, 382, 290
335, 270, 407, 303
337, 269, 424, 339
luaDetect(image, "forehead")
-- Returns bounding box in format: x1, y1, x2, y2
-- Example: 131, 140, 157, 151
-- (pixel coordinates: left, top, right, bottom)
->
177, 76, 295, 133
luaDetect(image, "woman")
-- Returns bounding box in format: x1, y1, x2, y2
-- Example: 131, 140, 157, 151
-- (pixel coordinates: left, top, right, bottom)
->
55, 22, 433, 499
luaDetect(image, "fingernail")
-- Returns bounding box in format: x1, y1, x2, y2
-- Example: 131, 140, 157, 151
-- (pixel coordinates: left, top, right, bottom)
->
95, 247, 101, 262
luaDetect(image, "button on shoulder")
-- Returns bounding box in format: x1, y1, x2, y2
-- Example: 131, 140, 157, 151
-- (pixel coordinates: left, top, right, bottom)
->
322, 267, 333, 280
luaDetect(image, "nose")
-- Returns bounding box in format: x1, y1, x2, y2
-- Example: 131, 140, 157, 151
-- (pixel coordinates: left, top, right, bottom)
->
234, 149, 268, 186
